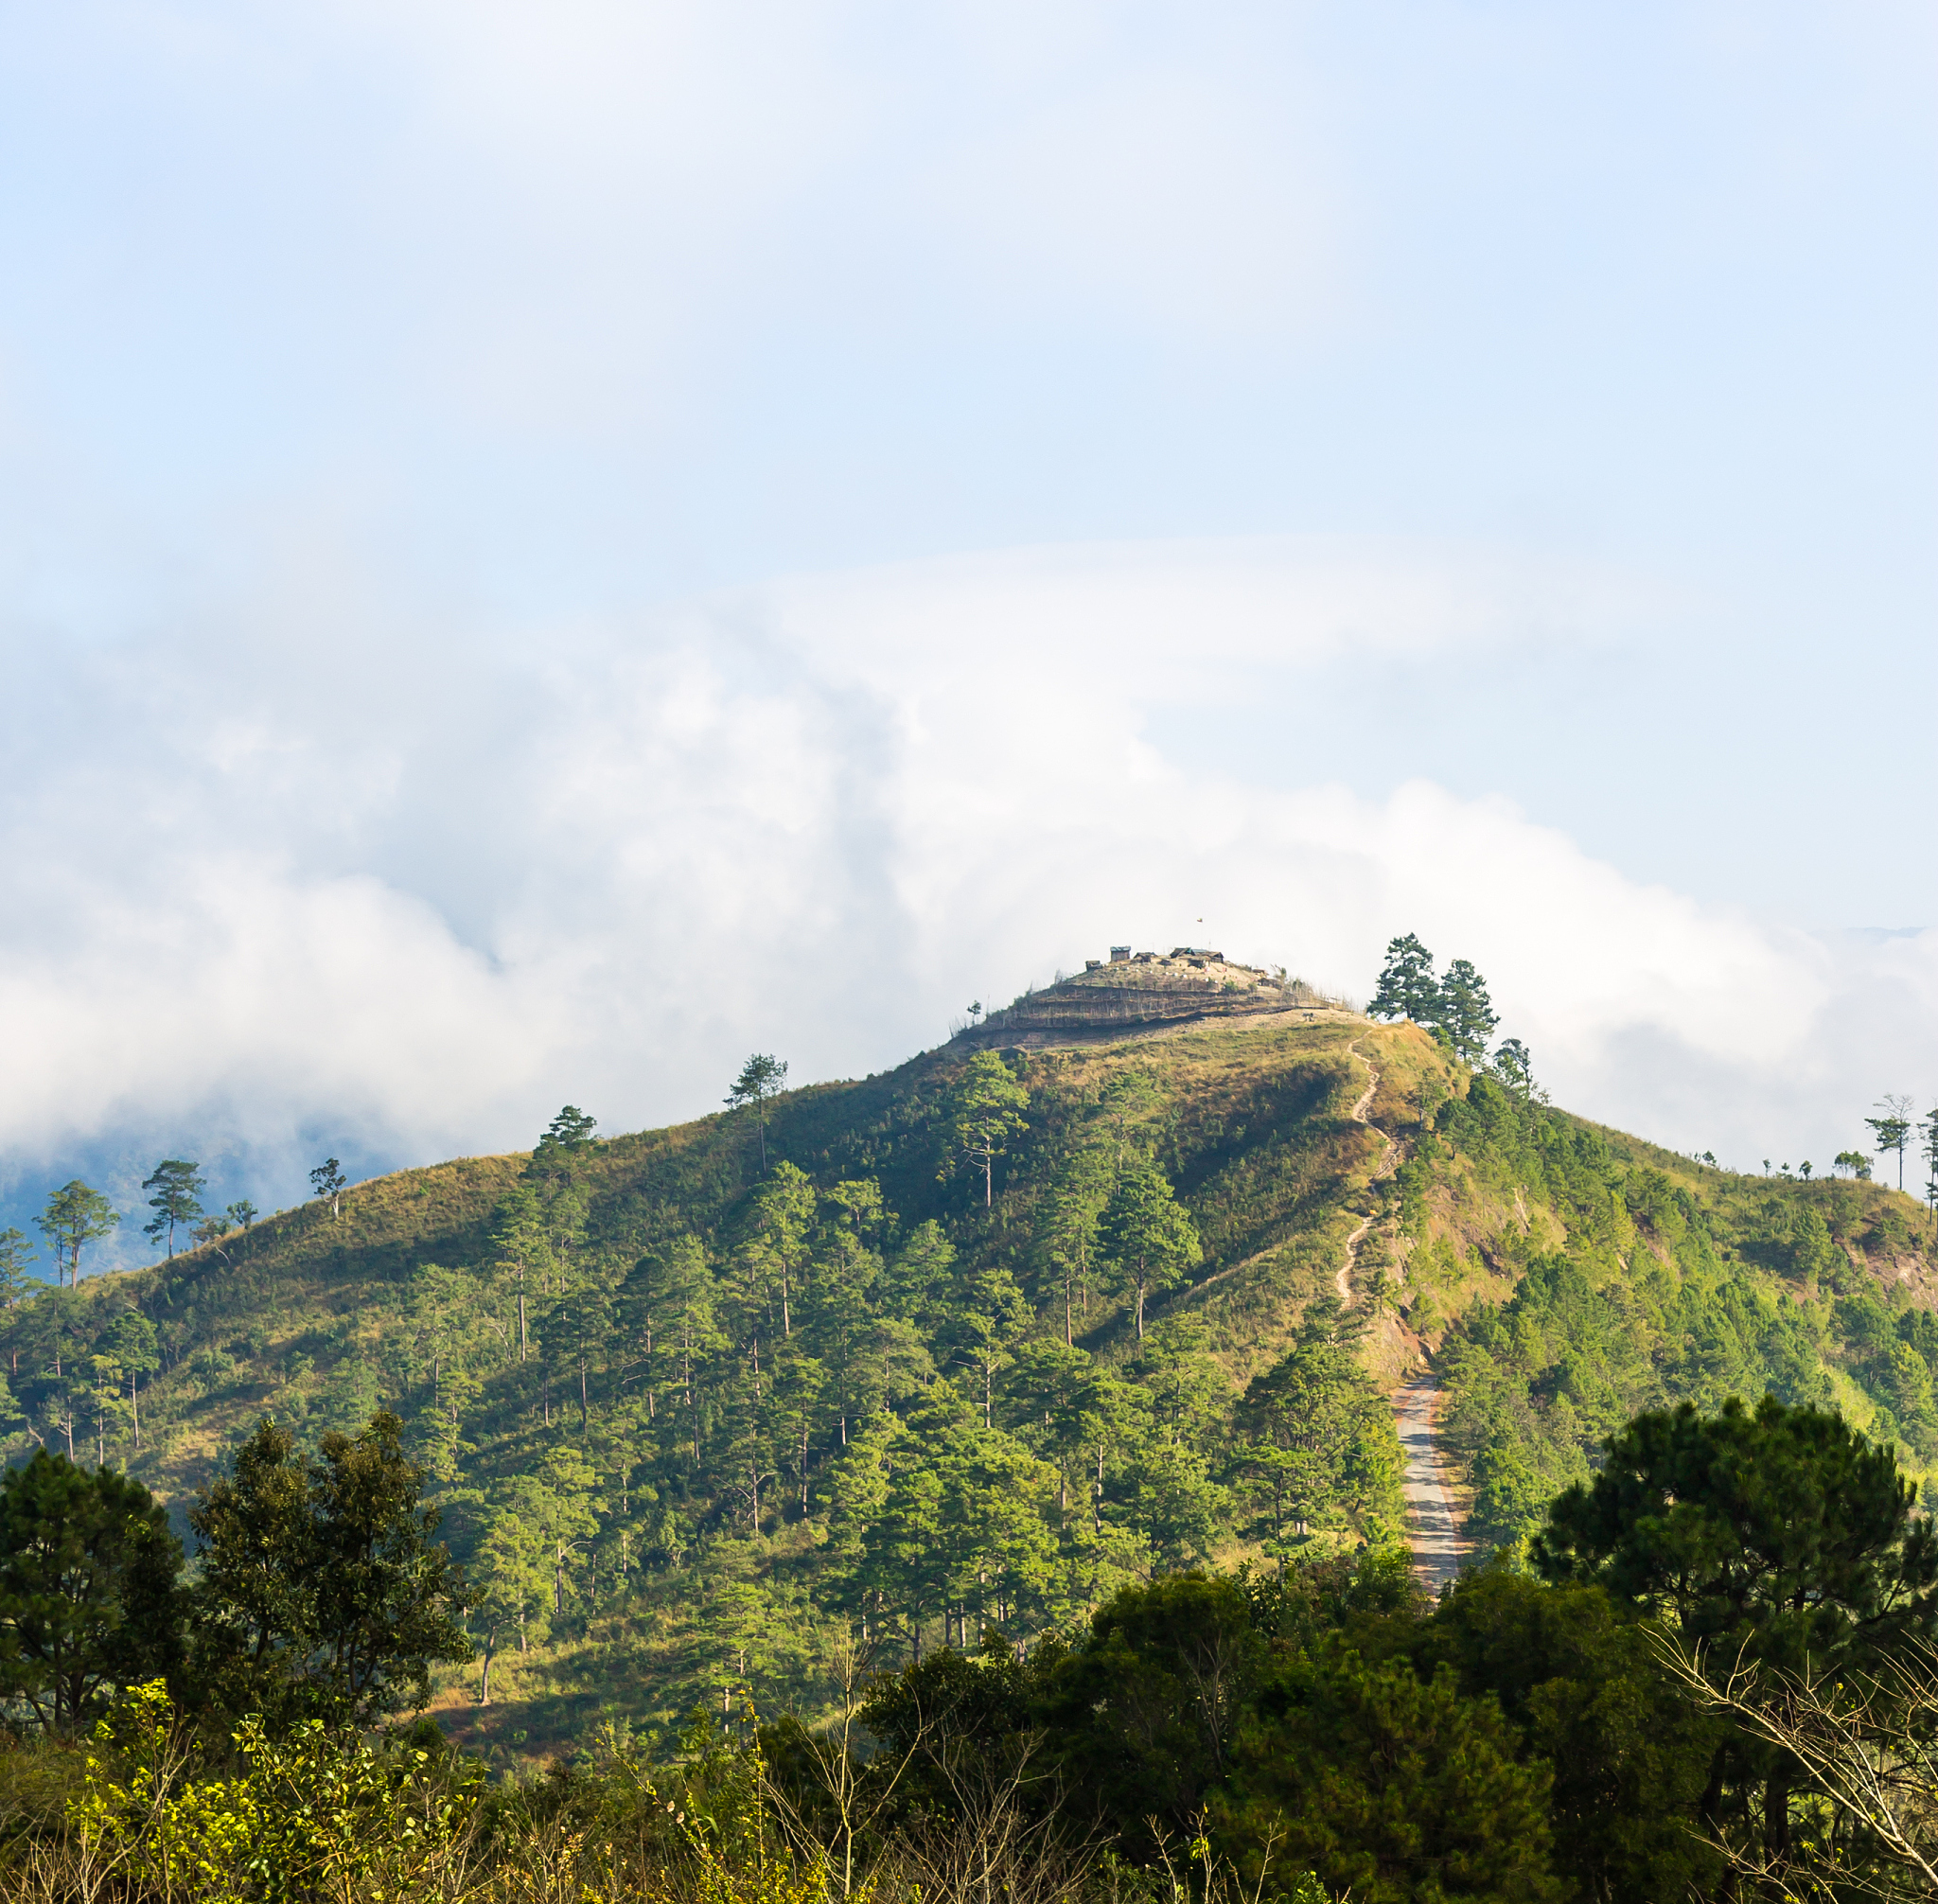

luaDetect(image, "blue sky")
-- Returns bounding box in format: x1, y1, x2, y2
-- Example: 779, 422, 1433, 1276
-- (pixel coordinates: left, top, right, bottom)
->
1, 4, 1934, 1263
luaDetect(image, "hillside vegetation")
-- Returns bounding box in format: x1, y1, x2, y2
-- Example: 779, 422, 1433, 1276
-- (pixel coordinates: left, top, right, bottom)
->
3, 1008, 1934, 1762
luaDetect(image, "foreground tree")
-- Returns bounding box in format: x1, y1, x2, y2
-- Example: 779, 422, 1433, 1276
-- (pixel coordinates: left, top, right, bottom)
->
0, 1449, 185, 1732
1220, 1642, 1568, 1904
1535, 1395, 1938, 1871
189, 1410, 470, 1732
1658, 1629, 1938, 1897
35, 1181, 119, 1287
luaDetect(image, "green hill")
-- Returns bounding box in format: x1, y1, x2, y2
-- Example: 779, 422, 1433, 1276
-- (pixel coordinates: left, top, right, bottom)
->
5, 995, 1933, 1766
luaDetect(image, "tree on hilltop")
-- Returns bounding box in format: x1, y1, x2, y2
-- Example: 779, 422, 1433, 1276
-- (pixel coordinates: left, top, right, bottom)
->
140, 1157, 205, 1259
1436, 958, 1499, 1065
1366, 933, 1441, 1024
309, 1156, 347, 1221
36, 1181, 118, 1288
727, 1055, 788, 1169
1490, 1037, 1539, 1105
1867, 1096, 1915, 1192
531, 1104, 598, 1186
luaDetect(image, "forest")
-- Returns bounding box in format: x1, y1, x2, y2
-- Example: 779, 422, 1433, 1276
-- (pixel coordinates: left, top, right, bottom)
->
1, 996, 1935, 1745
5, 965, 1938, 1896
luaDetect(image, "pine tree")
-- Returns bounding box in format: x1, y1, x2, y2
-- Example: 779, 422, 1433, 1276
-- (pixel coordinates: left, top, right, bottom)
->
726, 1055, 788, 1170
941, 1051, 1031, 1207
1366, 933, 1440, 1023
1100, 1160, 1201, 1340
139, 1158, 206, 1259
35, 1181, 119, 1287
1436, 958, 1499, 1065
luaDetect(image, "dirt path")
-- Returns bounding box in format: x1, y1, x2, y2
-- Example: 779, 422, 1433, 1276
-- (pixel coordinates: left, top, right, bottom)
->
1339, 1040, 1463, 1589
1335, 1039, 1400, 1306
1395, 1376, 1462, 1591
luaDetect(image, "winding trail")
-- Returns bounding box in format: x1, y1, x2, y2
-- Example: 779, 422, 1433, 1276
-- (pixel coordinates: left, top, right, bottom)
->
1339, 1039, 1463, 1589
1335, 1039, 1401, 1304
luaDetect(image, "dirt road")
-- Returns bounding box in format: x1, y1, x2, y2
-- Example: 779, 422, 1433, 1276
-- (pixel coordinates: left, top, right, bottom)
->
1395, 1375, 1462, 1590
1340, 1040, 1463, 1588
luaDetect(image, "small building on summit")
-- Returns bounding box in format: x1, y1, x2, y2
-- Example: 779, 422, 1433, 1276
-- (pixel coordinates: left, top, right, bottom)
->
952, 946, 1340, 1048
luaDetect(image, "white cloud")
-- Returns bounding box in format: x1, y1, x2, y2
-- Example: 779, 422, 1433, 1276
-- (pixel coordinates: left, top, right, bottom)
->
0, 536, 1928, 1217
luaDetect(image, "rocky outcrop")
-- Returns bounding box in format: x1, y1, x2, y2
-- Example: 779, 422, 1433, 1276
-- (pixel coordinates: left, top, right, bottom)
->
957, 950, 1339, 1047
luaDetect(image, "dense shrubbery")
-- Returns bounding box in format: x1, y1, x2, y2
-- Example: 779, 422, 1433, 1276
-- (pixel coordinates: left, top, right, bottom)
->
9, 1388, 1938, 1897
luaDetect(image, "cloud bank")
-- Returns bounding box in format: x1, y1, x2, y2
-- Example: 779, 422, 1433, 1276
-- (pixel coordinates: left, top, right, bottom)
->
2, 536, 1931, 1247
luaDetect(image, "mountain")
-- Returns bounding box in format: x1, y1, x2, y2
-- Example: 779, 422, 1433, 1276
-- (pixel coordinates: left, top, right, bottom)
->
4, 970, 1934, 1763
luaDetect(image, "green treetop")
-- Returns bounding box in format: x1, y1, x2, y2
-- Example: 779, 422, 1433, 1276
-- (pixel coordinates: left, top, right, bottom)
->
941, 1050, 1030, 1208
1366, 933, 1441, 1024
531, 1104, 598, 1184
140, 1157, 206, 1259
1866, 1096, 1915, 1192
0, 1229, 34, 1309
1100, 1160, 1201, 1341
1436, 958, 1499, 1065
0, 1448, 185, 1734
35, 1181, 118, 1287
726, 1054, 788, 1170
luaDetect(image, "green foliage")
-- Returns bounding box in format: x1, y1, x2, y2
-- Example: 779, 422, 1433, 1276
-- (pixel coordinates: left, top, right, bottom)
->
728, 1057, 789, 1170
1536, 1395, 1938, 1670
1231, 1296, 1403, 1550
308, 1158, 347, 1220
1536, 1394, 1938, 1867
0, 1228, 37, 1309
0, 1449, 185, 1733
940, 1051, 1030, 1207
1417, 1569, 1724, 1904
1098, 1160, 1200, 1341
3, 1007, 1934, 1772
1221, 1642, 1566, 1904
1367, 933, 1441, 1025
1436, 960, 1498, 1067
36, 1180, 119, 1288
188, 1411, 471, 1732
141, 1160, 207, 1261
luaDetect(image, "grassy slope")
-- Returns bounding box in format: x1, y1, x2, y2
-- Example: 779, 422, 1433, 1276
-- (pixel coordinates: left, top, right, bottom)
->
8, 1010, 1935, 1759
